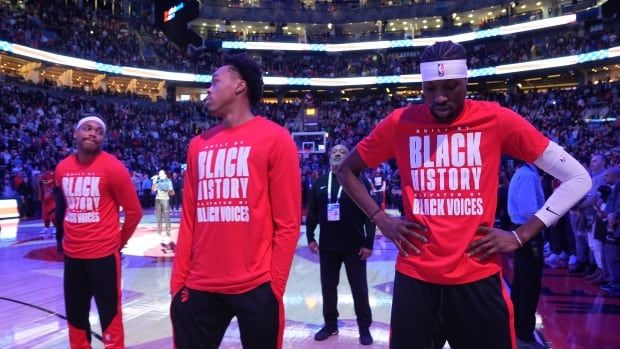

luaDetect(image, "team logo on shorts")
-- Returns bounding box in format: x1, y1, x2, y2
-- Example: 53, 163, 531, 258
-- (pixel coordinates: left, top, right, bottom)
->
437, 63, 445, 77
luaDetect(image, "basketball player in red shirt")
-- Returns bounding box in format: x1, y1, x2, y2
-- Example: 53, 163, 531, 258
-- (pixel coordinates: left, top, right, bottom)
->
55, 115, 142, 349
336, 41, 592, 349
170, 54, 301, 349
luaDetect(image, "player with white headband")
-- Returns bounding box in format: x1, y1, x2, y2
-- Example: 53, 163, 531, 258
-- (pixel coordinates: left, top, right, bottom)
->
76, 115, 107, 132
336, 41, 591, 349
55, 113, 142, 348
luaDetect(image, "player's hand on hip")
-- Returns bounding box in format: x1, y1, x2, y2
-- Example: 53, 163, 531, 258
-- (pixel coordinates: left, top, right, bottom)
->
375, 213, 427, 257
467, 226, 521, 261
358, 247, 372, 260
308, 241, 319, 254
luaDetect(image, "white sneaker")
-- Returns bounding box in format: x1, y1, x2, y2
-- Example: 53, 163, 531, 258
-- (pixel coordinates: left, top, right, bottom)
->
559, 251, 570, 261
545, 253, 559, 264
568, 255, 578, 266
546, 254, 568, 268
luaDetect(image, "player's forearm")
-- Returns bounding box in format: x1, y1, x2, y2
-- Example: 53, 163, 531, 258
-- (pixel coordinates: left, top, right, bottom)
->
268, 135, 301, 296
120, 205, 142, 246
270, 227, 298, 296
336, 166, 378, 218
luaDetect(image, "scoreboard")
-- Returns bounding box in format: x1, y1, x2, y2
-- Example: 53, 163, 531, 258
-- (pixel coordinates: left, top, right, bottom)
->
154, 0, 201, 48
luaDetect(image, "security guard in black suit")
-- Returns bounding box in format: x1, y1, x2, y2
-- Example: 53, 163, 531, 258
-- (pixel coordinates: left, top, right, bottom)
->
306, 144, 376, 346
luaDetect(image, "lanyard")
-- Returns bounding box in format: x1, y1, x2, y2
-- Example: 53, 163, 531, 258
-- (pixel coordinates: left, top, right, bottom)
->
327, 172, 343, 203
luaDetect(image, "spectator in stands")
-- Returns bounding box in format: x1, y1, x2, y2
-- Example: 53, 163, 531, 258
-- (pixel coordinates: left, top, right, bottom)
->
141, 175, 152, 208
131, 171, 142, 202
572, 154, 608, 277
507, 161, 546, 349
370, 167, 386, 209
170, 171, 183, 213
16, 172, 34, 218
602, 166, 620, 296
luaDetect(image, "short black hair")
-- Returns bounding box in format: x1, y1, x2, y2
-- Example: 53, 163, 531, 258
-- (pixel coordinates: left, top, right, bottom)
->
222, 53, 264, 107
420, 41, 467, 63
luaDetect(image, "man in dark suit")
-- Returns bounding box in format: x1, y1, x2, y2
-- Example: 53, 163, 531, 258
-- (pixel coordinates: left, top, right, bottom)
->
306, 144, 376, 345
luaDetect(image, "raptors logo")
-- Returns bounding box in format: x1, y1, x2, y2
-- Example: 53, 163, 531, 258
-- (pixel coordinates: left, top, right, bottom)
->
437, 63, 445, 77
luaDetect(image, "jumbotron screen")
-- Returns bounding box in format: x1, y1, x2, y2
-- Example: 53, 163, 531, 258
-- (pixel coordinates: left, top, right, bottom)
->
154, 0, 201, 47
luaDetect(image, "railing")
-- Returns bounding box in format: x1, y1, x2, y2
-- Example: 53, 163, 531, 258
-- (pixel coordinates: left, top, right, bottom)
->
200, 0, 501, 11
198, 0, 512, 24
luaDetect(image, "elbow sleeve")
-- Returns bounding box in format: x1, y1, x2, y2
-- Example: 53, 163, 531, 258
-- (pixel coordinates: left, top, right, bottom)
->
533, 141, 592, 227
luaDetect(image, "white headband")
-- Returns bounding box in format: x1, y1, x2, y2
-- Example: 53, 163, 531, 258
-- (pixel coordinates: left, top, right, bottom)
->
420, 59, 468, 82
76, 116, 106, 132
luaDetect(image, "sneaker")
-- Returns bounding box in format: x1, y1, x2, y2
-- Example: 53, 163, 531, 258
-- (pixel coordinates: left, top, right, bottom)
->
359, 328, 373, 345
314, 325, 338, 341
558, 251, 570, 261
161, 235, 171, 245
568, 255, 578, 266
545, 253, 559, 265
544, 253, 564, 268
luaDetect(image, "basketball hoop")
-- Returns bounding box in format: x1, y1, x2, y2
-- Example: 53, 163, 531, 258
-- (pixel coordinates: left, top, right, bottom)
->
301, 149, 311, 159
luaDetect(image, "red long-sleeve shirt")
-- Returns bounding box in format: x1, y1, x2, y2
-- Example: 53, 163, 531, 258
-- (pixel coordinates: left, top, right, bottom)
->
55, 151, 143, 258
357, 100, 548, 285
171, 116, 301, 297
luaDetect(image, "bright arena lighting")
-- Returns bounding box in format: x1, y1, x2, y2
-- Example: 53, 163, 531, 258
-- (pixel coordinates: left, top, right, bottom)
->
1, 14, 617, 88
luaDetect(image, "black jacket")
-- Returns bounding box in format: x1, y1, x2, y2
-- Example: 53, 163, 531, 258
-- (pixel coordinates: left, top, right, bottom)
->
306, 173, 375, 252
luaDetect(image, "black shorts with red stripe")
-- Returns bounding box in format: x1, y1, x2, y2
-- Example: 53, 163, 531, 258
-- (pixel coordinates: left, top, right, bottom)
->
390, 271, 515, 349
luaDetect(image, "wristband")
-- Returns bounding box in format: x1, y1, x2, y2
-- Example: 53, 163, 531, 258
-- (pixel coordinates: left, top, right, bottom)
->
511, 230, 523, 248
369, 208, 383, 223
